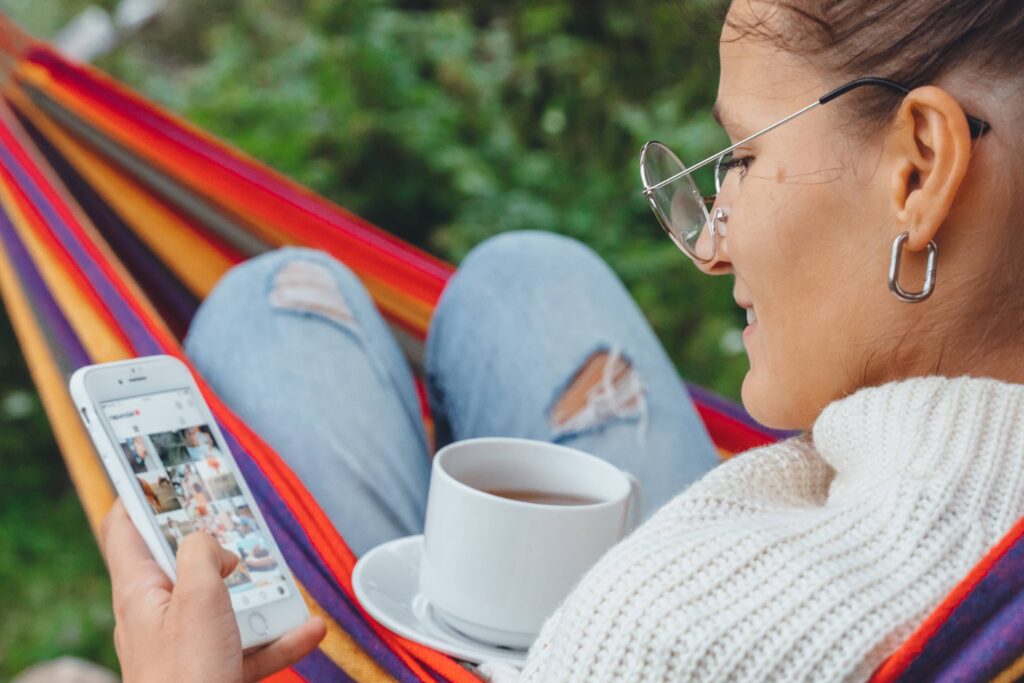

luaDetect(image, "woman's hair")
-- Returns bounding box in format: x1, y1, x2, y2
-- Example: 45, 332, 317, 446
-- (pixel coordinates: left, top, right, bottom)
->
720, 0, 1024, 134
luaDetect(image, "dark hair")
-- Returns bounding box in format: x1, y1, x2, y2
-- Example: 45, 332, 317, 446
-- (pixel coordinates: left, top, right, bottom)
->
720, 0, 1024, 134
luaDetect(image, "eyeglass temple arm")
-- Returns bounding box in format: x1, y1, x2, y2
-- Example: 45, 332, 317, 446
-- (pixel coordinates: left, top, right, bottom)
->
645, 100, 821, 193
820, 77, 990, 137
645, 77, 991, 195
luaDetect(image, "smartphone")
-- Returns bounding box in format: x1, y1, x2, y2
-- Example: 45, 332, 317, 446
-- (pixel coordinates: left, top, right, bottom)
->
70, 354, 309, 649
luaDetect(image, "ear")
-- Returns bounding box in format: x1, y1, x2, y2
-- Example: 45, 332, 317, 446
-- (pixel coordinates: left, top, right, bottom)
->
887, 85, 972, 251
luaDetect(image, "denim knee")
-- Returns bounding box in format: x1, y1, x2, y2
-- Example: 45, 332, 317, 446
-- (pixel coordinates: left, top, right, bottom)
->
424, 231, 631, 439
428, 230, 621, 343
458, 230, 610, 290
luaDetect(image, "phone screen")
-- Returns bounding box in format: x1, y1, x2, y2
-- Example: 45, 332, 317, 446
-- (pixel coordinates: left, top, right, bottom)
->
101, 387, 291, 611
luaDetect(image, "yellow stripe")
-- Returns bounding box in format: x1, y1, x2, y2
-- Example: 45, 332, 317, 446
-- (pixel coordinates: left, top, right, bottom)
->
361, 275, 434, 337
0, 214, 115, 536
296, 582, 397, 683
8, 86, 235, 298
992, 652, 1024, 683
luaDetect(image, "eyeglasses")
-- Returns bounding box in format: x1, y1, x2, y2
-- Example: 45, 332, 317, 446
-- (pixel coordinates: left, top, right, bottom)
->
639, 77, 991, 263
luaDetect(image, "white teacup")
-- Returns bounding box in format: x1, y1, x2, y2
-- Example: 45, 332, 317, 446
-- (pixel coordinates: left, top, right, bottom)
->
419, 437, 644, 650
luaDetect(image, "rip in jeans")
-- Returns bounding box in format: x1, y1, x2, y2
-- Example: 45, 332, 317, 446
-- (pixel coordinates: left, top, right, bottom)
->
548, 345, 648, 444
267, 259, 388, 381
268, 260, 358, 330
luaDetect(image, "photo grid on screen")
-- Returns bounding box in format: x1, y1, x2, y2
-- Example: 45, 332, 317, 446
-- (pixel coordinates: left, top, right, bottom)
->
105, 389, 291, 609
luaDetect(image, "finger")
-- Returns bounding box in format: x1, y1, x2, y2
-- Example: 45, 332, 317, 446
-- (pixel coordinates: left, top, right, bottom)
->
175, 531, 239, 593
101, 499, 171, 592
242, 617, 327, 683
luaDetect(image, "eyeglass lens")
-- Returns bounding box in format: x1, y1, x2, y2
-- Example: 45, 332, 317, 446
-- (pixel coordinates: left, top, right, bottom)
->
642, 142, 716, 261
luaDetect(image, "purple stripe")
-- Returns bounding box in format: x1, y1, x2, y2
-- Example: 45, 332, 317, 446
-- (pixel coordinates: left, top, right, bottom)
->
898, 531, 1024, 681
221, 429, 424, 682
292, 645, 356, 683
684, 381, 797, 441
0, 125, 162, 356
934, 586, 1024, 683
0, 200, 91, 370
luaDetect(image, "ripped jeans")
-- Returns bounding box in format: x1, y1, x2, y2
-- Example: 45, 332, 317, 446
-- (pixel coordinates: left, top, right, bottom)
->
184, 231, 721, 557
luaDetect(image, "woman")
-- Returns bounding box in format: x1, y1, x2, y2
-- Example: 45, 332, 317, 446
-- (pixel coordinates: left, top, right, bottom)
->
102, 0, 1024, 680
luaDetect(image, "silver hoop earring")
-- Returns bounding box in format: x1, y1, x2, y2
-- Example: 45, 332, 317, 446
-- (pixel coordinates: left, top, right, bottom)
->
888, 231, 938, 303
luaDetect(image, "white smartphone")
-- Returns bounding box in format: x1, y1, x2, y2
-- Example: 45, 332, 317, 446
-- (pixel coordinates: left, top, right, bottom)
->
70, 354, 309, 649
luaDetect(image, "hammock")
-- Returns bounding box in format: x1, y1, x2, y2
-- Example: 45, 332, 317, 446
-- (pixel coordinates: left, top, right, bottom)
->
0, 16, 1022, 683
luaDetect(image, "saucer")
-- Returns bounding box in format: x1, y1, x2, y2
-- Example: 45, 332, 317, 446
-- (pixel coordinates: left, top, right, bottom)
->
352, 535, 529, 667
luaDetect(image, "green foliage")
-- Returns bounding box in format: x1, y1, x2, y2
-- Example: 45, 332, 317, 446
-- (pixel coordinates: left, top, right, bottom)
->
100, 0, 750, 396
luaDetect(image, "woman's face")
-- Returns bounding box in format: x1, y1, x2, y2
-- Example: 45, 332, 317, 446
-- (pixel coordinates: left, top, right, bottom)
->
704, 4, 932, 429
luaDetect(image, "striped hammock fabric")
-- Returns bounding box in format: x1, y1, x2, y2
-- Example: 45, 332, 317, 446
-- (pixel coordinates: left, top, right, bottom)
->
0, 16, 1022, 682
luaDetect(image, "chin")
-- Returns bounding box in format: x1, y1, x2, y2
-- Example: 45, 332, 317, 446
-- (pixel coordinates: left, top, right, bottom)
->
740, 365, 806, 432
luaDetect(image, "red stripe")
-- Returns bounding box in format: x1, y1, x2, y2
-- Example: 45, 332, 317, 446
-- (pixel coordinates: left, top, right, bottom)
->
263, 667, 306, 683
868, 515, 1024, 681
695, 402, 778, 454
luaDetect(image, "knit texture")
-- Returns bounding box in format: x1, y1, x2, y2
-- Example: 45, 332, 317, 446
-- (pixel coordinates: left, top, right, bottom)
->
475, 375, 1024, 682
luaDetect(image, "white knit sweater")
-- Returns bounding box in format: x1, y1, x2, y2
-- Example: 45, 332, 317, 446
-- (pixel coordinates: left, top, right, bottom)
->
475, 375, 1024, 682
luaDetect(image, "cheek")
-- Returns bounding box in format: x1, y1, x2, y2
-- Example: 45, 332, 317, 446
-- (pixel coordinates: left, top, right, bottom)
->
732, 183, 870, 429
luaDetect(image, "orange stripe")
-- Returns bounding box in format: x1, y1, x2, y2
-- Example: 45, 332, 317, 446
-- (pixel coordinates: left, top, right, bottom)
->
0, 134, 136, 354
14, 66, 440, 336
869, 515, 1024, 681
993, 651, 1024, 683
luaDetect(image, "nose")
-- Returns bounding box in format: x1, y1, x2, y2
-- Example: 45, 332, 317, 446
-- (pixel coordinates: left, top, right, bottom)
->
694, 203, 733, 276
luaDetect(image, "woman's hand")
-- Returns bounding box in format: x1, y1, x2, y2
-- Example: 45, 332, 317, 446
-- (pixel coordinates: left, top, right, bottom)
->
102, 500, 326, 683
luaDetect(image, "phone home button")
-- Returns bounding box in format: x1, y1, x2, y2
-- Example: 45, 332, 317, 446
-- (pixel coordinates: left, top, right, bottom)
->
248, 612, 268, 636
